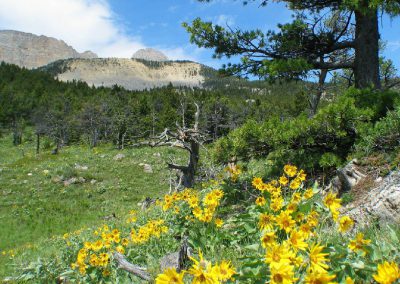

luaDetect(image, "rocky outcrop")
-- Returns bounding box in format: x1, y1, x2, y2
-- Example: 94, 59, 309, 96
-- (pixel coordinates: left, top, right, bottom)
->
48, 58, 205, 90
132, 48, 168, 61
344, 171, 400, 225
328, 159, 367, 194
0, 30, 97, 69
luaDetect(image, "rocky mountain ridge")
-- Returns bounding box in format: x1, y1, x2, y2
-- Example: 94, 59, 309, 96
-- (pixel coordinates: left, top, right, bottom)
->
43, 58, 206, 90
0, 30, 98, 69
0, 30, 214, 90
132, 48, 168, 62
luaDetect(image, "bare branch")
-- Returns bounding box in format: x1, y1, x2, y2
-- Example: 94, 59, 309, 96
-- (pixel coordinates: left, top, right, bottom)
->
113, 252, 151, 281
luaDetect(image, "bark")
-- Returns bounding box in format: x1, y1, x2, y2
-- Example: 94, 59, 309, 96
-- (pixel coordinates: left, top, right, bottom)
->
113, 252, 151, 281
354, 5, 381, 89
309, 69, 328, 117
36, 134, 40, 154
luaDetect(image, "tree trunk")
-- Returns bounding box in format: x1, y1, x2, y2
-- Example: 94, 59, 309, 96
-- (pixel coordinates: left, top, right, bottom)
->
36, 134, 40, 154
182, 140, 200, 188
309, 69, 327, 117
354, 5, 381, 89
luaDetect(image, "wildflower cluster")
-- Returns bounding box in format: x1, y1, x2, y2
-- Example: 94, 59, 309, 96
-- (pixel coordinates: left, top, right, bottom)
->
161, 188, 224, 226
58, 165, 400, 283
71, 218, 168, 277
252, 165, 339, 282
250, 165, 400, 283
130, 219, 168, 244
225, 164, 242, 182
156, 250, 236, 284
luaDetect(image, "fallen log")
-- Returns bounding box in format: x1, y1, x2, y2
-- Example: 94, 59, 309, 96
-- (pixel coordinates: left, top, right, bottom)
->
113, 252, 151, 281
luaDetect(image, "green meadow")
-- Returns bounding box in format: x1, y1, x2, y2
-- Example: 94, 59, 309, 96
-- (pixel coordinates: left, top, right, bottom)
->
0, 133, 184, 277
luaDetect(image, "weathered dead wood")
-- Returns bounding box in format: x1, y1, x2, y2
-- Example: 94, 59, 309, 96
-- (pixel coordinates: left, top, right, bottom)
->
132, 103, 208, 189
113, 252, 151, 281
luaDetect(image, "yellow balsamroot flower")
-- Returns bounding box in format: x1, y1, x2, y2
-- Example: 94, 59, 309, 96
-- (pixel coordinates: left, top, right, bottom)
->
289, 254, 304, 267
213, 260, 236, 281
192, 207, 203, 219
89, 253, 99, 266
252, 177, 264, 190
259, 213, 275, 231
204, 192, 218, 207
116, 245, 125, 254
275, 210, 296, 233
348, 233, 371, 255
284, 165, 298, 177
345, 276, 355, 284
270, 262, 297, 284
287, 230, 308, 251
308, 243, 330, 273
303, 188, 314, 200
212, 189, 224, 199
291, 192, 302, 203
373, 261, 400, 284
102, 269, 111, 277
306, 210, 320, 228
279, 176, 289, 186
295, 212, 305, 223
214, 218, 224, 228
188, 251, 218, 284
289, 178, 302, 190
270, 196, 284, 212
121, 238, 129, 247
99, 253, 109, 267
84, 242, 92, 250
323, 192, 341, 213
265, 243, 293, 267
297, 169, 307, 181
255, 196, 266, 206
286, 202, 298, 213
173, 206, 180, 214
188, 196, 199, 208
155, 268, 185, 284
299, 223, 313, 239
338, 216, 354, 233
304, 269, 336, 284
261, 231, 277, 248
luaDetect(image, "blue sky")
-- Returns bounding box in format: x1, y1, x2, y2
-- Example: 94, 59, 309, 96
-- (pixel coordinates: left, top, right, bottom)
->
0, 0, 399, 71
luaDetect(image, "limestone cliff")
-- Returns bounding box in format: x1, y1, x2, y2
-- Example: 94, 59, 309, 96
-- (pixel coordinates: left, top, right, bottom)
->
43, 58, 205, 90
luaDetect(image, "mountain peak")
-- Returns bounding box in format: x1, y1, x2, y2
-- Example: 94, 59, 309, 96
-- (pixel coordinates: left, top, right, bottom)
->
0, 29, 98, 69
131, 48, 168, 62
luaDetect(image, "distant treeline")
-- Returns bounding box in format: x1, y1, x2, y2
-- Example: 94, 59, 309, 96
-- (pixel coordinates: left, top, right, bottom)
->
0, 61, 312, 150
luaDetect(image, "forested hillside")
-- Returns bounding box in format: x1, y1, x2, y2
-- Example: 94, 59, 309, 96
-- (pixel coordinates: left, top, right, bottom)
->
0, 61, 315, 150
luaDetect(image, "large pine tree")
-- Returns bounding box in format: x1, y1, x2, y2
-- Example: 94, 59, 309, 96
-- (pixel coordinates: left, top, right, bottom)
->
185, 0, 400, 89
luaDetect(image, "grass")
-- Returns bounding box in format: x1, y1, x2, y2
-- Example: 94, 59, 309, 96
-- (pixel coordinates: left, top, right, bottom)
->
0, 133, 185, 277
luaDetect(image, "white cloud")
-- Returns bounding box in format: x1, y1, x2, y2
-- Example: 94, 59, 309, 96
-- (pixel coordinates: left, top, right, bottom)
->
388, 41, 400, 51
215, 14, 236, 27
0, 0, 193, 60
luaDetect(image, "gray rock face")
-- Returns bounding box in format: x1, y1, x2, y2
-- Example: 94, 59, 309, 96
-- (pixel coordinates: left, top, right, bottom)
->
53, 58, 205, 90
0, 30, 97, 69
132, 48, 168, 61
327, 159, 366, 194
345, 171, 400, 225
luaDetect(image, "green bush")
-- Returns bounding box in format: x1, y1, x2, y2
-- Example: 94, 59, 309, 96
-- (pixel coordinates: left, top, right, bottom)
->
213, 94, 373, 174
356, 106, 400, 155
344, 87, 400, 121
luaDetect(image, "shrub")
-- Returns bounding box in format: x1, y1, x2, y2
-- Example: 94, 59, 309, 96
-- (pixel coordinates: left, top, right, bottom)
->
213, 95, 372, 174
356, 106, 400, 155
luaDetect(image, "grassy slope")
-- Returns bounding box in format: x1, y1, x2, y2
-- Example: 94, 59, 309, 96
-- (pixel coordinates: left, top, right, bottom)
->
0, 134, 184, 277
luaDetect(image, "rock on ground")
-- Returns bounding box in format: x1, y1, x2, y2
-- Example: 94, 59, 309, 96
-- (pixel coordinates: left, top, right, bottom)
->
143, 164, 153, 173
344, 171, 400, 225
113, 153, 125, 161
